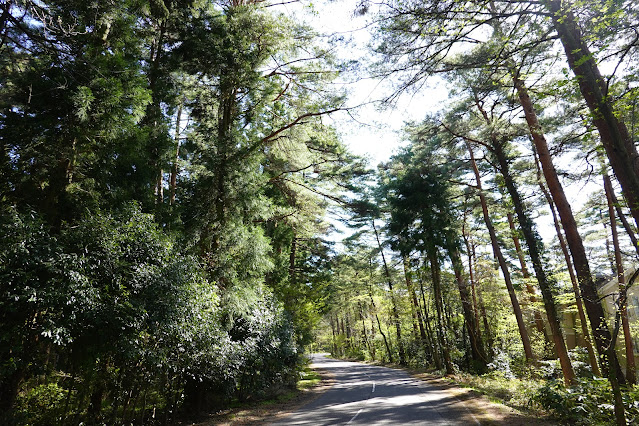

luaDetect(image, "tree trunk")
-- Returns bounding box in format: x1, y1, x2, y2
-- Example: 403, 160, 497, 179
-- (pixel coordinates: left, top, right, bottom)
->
169, 102, 183, 206
605, 174, 636, 385
462, 230, 483, 342
373, 220, 406, 365
514, 76, 621, 382
532, 147, 601, 375
369, 287, 393, 363
466, 140, 534, 362
507, 212, 551, 342
428, 247, 455, 374
419, 273, 440, 368
544, 0, 639, 230
610, 185, 639, 257
449, 246, 488, 370
289, 236, 297, 285
472, 95, 575, 383
359, 303, 374, 357
403, 257, 428, 344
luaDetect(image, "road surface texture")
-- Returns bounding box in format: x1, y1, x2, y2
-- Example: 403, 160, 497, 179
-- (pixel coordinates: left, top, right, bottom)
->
270, 354, 481, 425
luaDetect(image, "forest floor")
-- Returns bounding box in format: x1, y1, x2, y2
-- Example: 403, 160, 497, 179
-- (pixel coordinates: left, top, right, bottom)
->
404, 370, 557, 425
194, 357, 557, 425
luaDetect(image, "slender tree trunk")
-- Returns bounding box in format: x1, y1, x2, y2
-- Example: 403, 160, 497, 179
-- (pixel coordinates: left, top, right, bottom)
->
605, 174, 637, 385
506, 213, 530, 277
603, 217, 617, 276
612, 270, 639, 424
515, 75, 622, 382
330, 315, 337, 356
609, 184, 639, 257
507, 212, 551, 342
169, 102, 183, 206
428, 247, 455, 374
532, 147, 601, 376
289, 236, 296, 285
404, 257, 428, 343
466, 140, 534, 362
544, 0, 639, 230
419, 273, 440, 368
373, 220, 406, 365
449, 246, 487, 369
359, 303, 373, 357
369, 286, 393, 363
470, 94, 575, 383
462, 230, 483, 340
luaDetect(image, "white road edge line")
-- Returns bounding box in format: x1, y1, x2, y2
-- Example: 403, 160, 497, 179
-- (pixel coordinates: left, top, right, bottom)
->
347, 408, 363, 424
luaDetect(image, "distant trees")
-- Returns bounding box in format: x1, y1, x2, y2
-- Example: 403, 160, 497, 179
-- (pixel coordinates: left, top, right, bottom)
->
324, 0, 639, 422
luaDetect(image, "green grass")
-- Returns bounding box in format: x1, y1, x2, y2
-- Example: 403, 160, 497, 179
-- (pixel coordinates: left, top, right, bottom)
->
297, 367, 322, 390
453, 371, 545, 412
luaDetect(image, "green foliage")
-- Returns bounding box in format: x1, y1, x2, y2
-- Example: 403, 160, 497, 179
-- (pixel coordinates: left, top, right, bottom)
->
534, 378, 639, 425
13, 383, 66, 426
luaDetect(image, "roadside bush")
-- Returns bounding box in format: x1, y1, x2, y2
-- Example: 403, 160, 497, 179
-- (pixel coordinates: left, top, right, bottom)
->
534, 378, 639, 425
2, 206, 303, 424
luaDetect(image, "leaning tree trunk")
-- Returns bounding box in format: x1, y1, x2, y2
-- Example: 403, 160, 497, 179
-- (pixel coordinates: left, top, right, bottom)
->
470, 94, 576, 384
466, 140, 534, 362
608, 181, 639, 257
544, 0, 639, 230
605, 174, 636, 385
514, 74, 622, 381
506, 212, 550, 342
533, 156, 601, 375
490, 136, 575, 385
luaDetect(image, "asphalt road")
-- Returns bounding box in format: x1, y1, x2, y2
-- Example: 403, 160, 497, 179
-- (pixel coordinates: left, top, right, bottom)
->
271, 354, 481, 425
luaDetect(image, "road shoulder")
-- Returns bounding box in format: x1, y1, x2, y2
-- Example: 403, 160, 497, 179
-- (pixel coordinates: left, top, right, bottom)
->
196, 363, 334, 425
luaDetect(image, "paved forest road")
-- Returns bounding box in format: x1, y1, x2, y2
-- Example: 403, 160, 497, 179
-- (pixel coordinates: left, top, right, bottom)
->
270, 354, 481, 425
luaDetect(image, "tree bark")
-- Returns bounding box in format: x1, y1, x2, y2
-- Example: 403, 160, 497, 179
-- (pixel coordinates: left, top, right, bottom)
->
466, 140, 534, 362
428, 247, 455, 374
544, 0, 639, 230
514, 75, 621, 382
373, 220, 406, 365
532, 147, 601, 375
605, 174, 636, 385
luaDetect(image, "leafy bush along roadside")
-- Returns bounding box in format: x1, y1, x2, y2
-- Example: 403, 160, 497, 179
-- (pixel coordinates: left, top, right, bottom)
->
534, 378, 639, 425
0, 206, 301, 425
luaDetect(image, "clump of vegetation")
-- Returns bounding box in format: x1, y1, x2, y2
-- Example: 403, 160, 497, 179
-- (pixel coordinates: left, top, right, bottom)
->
534, 379, 639, 425
455, 371, 544, 411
